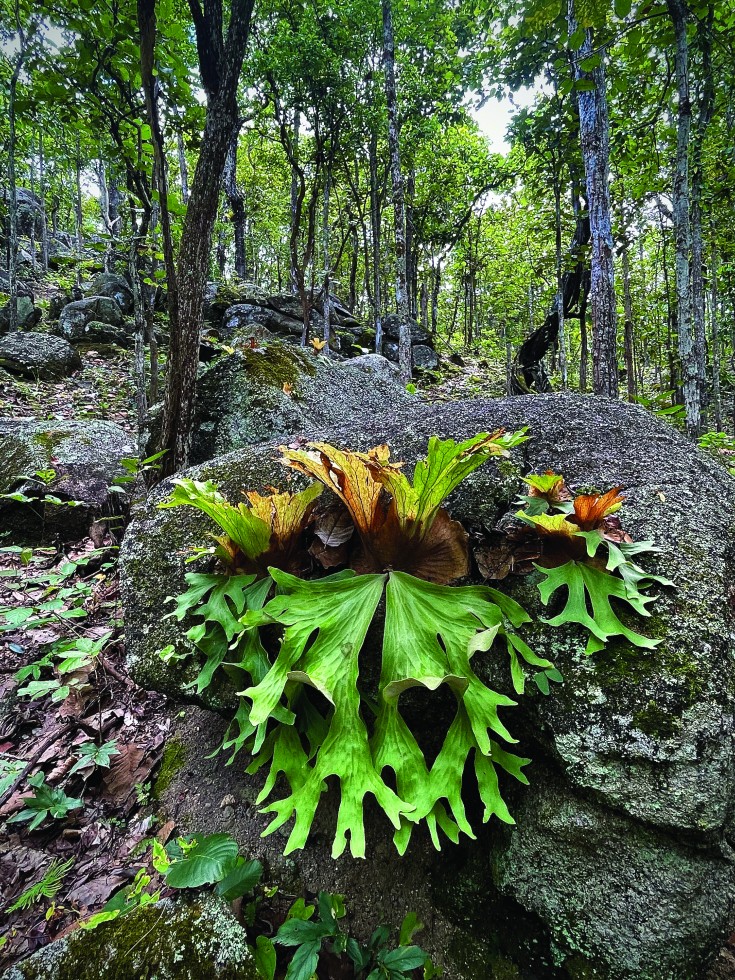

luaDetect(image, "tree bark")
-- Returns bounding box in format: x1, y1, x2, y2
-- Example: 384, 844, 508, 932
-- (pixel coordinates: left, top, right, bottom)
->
177, 129, 190, 204
690, 3, 714, 424
621, 238, 637, 402
7, 25, 23, 332
512, 211, 590, 394
38, 132, 49, 272
322, 162, 332, 351
154, 0, 255, 476
223, 127, 247, 279
667, 0, 700, 435
382, 0, 411, 380
369, 129, 383, 353
570, 2, 618, 398
138, 0, 179, 334
289, 108, 300, 295
74, 136, 84, 287
711, 243, 721, 431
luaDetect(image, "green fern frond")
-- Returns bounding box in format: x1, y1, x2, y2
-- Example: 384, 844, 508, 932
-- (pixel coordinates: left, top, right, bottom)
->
6, 857, 75, 912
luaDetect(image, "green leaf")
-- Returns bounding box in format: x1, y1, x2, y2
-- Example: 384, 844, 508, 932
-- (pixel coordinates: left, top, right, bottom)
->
399, 911, 424, 946
159, 479, 272, 559
214, 858, 263, 901
372, 572, 532, 852
380, 945, 428, 972
276, 918, 333, 946
246, 569, 409, 859
255, 936, 277, 980
164, 833, 239, 888
283, 939, 320, 980
536, 560, 660, 652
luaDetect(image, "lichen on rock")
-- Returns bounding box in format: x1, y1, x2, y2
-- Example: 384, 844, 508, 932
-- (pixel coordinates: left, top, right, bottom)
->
4, 894, 257, 980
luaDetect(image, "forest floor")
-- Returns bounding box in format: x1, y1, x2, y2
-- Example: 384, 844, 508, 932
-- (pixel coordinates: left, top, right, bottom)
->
0, 344, 503, 975
2, 344, 734, 978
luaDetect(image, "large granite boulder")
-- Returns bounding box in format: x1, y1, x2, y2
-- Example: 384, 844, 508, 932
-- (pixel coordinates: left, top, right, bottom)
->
222, 302, 305, 338
188, 342, 411, 465
0, 331, 82, 380
87, 272, 133, 314
0, 295, 40, 333
0, 418, 134, 541
120, 394, 735, 978
382, 312, 432, 346
58, 296, 129, 345
5, 894, 257, 980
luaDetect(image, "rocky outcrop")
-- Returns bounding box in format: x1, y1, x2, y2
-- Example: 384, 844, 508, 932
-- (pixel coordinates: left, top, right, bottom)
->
4, 894, 257, 980
0, 418, 134, 541
0, 331, 81, 380
120, 394, 735, 978
87, 272, 134, 314
0, 296, 40, 333
57, 296, 130, 346
187, 342, 411, 464
203, 282, 435, 362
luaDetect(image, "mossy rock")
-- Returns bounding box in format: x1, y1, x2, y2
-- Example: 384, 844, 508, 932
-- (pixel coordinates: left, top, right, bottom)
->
5, 894, 257, 980
189, 342, 412, 464
0, 418, 134, 542
120, 393, 735, 977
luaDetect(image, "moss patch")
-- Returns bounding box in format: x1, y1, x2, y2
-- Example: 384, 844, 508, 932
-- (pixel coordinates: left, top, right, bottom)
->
6, 895, 256, 980
239, 342, 315, 391
153, 736, 188, 799
633, 700, 681, 739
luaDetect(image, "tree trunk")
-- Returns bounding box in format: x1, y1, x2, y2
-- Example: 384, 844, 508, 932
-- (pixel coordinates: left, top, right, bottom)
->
711, 244, 721, 431
512, 211, 590, 394
289, 108, 300, 295
177, 129, 190, 204
382, 0, 411, 380
138, 0, 179, 335
6, 30, 23, 333
156, 0, 255, 477
667, 0, 699, 435
553, 171, 567, 389
322, 162, 332, 351
690, 3, 714, 424
406, 168, 417, 318
369, 130, 383, 353
621, 239, 637, 402
74, 136, 84, 287
223, 128, 247, 279
570, 2, 618, 398
38, 132, 49, 271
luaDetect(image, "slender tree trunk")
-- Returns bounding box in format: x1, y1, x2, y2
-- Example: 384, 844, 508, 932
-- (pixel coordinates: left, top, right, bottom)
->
579, 285, 589, 392
224, 128, 247, 279
138, 0, 179, 331
667, 0, 700, 435
322, 162, 331, 351
290, 108, 300, 295
348, 212, 359, 313
431, 260, 440, 337
711, 244, 721, 431
420, 280, 428, 336
406, 168, 416, 318
74, 136, 84, 287
553, 170, 567, 389
38, 132, 49, 271
570, 2, 618, 397
690, 3, 714, 424
382, 0, 411, 380
6, 31, 22, 332
621, 240, 637, 401
369, 130, 383, 353
154, 0, 255, 476
177, 129, 190, 204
